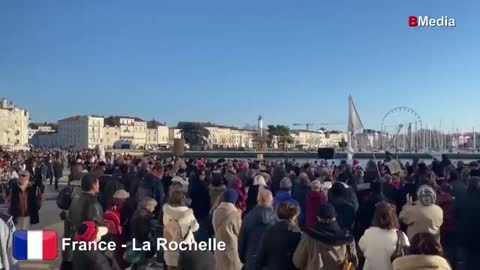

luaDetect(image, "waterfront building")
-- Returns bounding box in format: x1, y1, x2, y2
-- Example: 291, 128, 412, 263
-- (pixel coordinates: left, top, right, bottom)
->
0, 98, 29, 146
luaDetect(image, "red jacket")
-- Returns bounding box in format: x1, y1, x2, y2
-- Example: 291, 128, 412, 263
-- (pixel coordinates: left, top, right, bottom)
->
304, 191, 327, 228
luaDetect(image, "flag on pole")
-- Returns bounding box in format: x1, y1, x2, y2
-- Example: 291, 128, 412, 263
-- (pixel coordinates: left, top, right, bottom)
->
347, 96, 364, 161
13, 230, 58, 260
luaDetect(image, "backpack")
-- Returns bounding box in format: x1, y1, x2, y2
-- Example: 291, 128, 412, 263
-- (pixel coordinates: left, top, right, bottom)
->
56, 186, 73, 210
163, 218, 190, 244
104, 206, 122, 235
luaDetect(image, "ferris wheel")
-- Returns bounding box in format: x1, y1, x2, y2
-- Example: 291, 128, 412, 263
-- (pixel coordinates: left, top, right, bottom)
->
381, 107, 423, 151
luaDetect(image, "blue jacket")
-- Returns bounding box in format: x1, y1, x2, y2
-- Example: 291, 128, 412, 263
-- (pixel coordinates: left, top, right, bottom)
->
273, 190, 300, 209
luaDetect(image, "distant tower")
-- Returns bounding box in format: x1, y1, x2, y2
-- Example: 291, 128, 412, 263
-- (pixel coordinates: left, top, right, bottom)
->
258, 115, 263, 137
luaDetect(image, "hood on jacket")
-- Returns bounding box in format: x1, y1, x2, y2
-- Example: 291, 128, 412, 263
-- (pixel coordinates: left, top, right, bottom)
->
163, 204, 194, 221
304, 221, 354, 246
436, 193, 453, 207
275, 190, 293, 201
393, 255, 451, 270
210, 185, 227, 193
248, 205, 277, 225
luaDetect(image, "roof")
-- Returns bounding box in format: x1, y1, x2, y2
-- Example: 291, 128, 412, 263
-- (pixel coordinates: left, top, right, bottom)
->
59, 115, 103, 121
177, 121, 256, 132
147, 120, 166, 128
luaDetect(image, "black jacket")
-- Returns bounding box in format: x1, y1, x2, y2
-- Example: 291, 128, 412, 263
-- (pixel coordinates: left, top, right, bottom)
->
130, 208, 154, 243
69, 192, 104, 230
100, 176, 125, 210
329, 197, 356, 233
256, 220, 302, 270
53, 161, 63, 178
239, 205, 277, 270
292, 181, 310, 226
245, 185, 261, 214
455, 187, 480, 249
178, 250, 216, 270
188, 176, 211, 220
72, 250, 120, 270
8, 184, 41, 224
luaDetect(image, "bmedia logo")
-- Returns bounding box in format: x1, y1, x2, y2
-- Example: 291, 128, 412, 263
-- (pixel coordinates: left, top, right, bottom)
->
409, 16, 456, 27
13, 230, 58, 260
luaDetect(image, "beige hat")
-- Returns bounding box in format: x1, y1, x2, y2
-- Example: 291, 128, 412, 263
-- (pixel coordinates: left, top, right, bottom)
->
113, 189, 130, 199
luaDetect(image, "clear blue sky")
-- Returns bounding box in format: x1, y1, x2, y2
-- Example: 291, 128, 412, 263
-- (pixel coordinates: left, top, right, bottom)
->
1, 0, 478, 131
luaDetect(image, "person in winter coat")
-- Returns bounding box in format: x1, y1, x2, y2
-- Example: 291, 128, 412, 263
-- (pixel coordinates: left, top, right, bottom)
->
304, 180, 327, 228
454, 176, 480, 270
209, 173, 227, 212
328, 177, 359, 212
359, 202, 410, 270
178, 250, 216, 270
239, 189, 277, 270
273, 177, 300, 210
292, 173, 310, 226
293, 203, 358, 270
72, 220, 120, 270
212, 189, 243, 270
392, 233, 451, 270
7, 170, 42, 230
436, 183, 456, 267
231, 177, 247, 213
135, 165, 164, 218
188, 169, 211, 242
399, 185, 443, 241
355, 181, 388, 238
130, 198, 157, 269
256, 202, 302, 270
163, 189, 200, 269
245, 174, 268, 214
329, 182, 356, 233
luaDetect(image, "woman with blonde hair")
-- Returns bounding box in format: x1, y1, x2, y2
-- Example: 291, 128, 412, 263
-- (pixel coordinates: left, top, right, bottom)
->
163, 189, 199, 270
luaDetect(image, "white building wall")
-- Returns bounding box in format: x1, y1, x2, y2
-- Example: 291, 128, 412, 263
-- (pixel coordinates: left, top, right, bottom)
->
0, 99, 29, 146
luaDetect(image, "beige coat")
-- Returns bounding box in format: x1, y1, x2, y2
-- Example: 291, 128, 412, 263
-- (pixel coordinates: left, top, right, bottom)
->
162, 204, 199, 267
293, 234, 358, 270
399, 202, 443, 241
212, 202, 243, 270
393, 255, 451, 270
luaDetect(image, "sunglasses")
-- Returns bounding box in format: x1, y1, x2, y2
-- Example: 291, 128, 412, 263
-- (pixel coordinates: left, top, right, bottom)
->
20, 174, 29, 178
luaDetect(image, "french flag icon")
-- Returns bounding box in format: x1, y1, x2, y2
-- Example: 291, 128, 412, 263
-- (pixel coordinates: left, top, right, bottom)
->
13, 230, 58, 260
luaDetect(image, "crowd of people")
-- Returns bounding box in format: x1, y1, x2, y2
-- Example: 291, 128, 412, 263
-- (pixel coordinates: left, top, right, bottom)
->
1, 148, 480, 270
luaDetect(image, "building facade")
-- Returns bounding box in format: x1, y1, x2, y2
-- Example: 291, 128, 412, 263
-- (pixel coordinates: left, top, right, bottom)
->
57, 115, 104, 148
147, 120, 169, 146
104, 116, 147, 146
0, 98, 29, 146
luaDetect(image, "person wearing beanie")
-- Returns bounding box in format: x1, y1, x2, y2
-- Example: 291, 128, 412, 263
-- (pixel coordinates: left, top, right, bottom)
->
293, 203, 358, 270
304, 180, 327, 228
245, 175, 268, 214
400, 185, 444, 241
72, 220, 120, 270
212, 189, 243, 270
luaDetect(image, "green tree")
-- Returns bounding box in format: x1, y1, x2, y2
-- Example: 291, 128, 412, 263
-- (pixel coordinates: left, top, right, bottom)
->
267, 125, 291, 149
338, 137, 348, 150
178, 122, 211, 146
